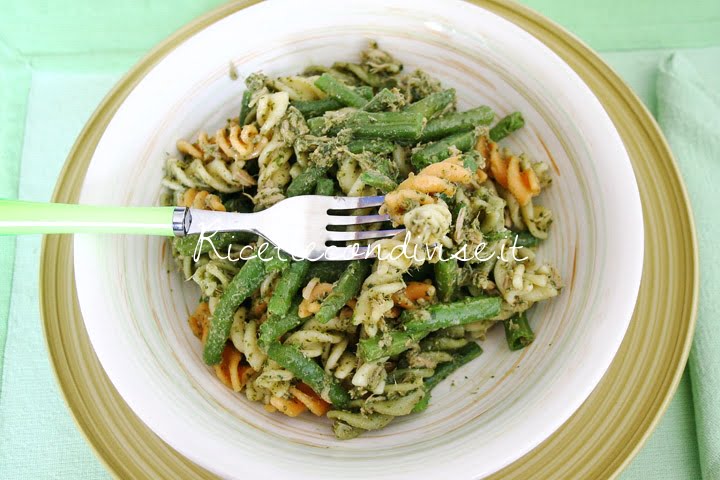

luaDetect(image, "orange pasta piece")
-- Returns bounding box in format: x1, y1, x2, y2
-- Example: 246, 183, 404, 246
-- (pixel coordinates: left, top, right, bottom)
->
420, 158, 471, 184
393, 281, 435, 309
522, 168, 541, 195
214, 345, 243, 390
188, 302, 210, 339
489, 151, 509, 188
270, 396, 308, 417
290, 383, 331, 416
507, 156, 534, 206
397, 174, 455, 196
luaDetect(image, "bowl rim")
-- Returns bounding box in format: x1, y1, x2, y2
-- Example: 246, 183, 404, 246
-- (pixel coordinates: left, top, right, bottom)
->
40, 0, 698, 479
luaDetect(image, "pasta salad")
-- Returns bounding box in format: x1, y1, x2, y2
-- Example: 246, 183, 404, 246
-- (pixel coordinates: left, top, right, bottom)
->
160, 41, 562, 439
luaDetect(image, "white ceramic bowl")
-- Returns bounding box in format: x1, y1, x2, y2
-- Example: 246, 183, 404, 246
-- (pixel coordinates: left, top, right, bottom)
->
73, 0, 643, 478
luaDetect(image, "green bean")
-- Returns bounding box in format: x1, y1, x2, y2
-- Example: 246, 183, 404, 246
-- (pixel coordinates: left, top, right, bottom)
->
267, 260, 311, 317
264, 247, 290, 274
402, 296, 502, 334
308, 111, 425, 141
404, 88, 456, 119
412, 342, 483, 412
315, 73, 369, 109
238, 89, 252, 126
266, 342, 350, 408
306, 261, 350, 283
420, 106, 494, 142
286, 165, 328, 197
346, 138, 396, 155
314, 178, 335, 196
503, 311, 535, 351
410, 130, 476, 170
489, 112, 524, 142
359, 171, 397, 193
203, 255, 266, 364
292, 86, 373, 118
358, 330, 427, 362
315, 261, 371, 323
259, 300, 303, 348
173, 231, 254, 257
434, 258, 458, 302
359, 298, 499, 361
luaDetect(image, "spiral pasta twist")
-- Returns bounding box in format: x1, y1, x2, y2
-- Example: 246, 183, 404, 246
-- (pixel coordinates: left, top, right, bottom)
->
162, 155, 256, 194
188, 303, 254, 392
253, 103, 308, 210
177, 122, 268, 163
177, 188, 226, 211
269, 75, 326, 101
493, 254, 562, 311
191, 257, 241, 298
476, 134, 542, 207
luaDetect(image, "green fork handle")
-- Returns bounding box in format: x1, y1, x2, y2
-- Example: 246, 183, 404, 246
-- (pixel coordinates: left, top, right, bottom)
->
0, 199, 177, 236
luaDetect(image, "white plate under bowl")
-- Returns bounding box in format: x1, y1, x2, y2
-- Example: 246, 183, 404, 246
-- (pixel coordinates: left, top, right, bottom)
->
73, 0, 643, 478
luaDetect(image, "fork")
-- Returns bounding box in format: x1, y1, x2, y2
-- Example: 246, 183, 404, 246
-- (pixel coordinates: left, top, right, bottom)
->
0, 196, 404, 260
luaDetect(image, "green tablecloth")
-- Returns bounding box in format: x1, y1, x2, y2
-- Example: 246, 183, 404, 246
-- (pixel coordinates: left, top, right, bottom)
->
1, 1, 718, 478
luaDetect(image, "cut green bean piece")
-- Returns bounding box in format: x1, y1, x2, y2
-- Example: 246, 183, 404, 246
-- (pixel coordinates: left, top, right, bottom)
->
292, 86, 372, 118
259, 300, 303, 348
434, 258, 458, 303
267, 342, 350, 408
286, 165, 329, 197
489, 112, 524, 142
420, 106, 494, 142
359, 170, 397, 193
412, 342, 483, 412
503, 311, 535, 351
264, 247, 290, 274
267, 261, 311, 317
314, 178, 335, 196
309, 111, 425, 141
315, 261, 371, 323
346, 138, 395, 155
203, 255, 266, 364
411, 130, 476, 170
306, 261, 350, 283
315, 73, 369, 108
404, 89, 456, 119
360, 297, 499, 361
239, 89, 252, 126
358, 330, 428, 362
402, 296, 502, 334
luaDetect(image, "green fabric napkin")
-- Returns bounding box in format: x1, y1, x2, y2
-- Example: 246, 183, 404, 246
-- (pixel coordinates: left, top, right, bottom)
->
0, 43, 30, 384
657, 53, 720, 480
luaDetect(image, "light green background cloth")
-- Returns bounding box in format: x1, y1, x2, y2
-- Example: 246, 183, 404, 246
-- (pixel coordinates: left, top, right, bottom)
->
0, 1, 718, 478
657, 53, 720, 480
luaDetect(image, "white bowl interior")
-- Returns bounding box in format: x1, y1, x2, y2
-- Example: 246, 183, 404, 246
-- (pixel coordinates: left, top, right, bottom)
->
74, 0, 643, 478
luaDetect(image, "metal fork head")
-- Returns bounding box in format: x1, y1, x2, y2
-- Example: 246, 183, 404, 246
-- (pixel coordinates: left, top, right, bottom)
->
258, 195, 404, 260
